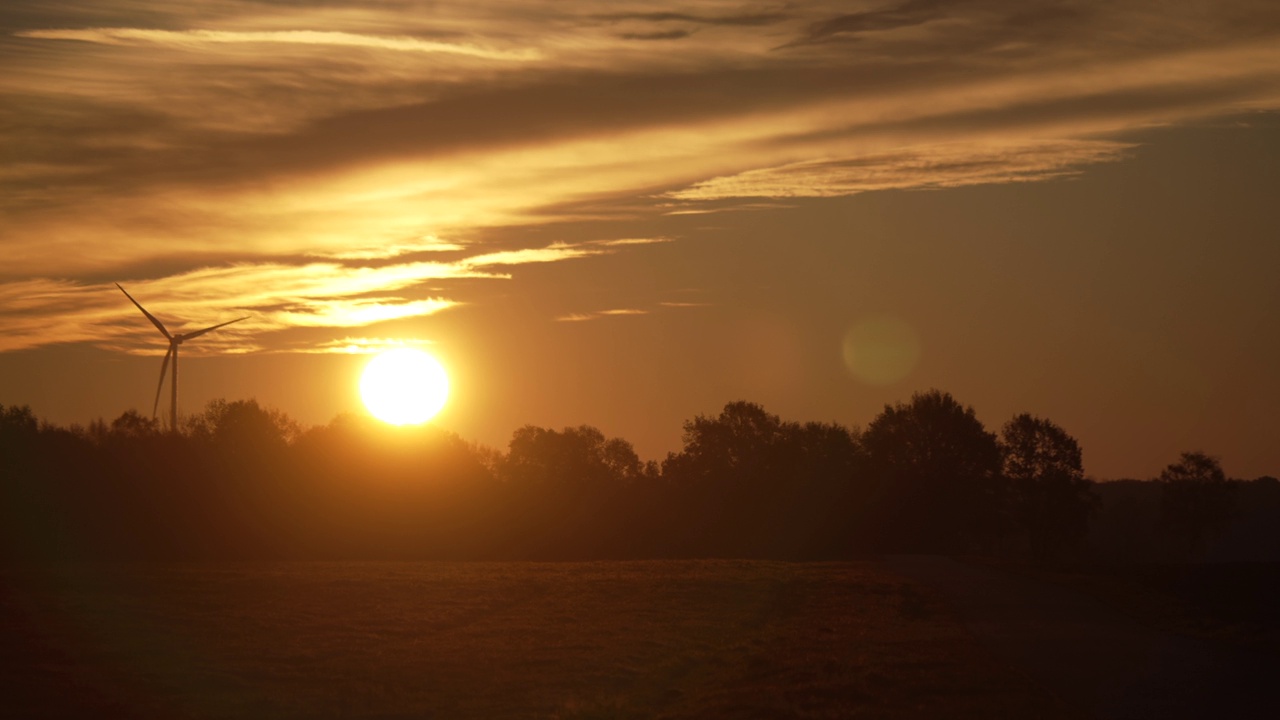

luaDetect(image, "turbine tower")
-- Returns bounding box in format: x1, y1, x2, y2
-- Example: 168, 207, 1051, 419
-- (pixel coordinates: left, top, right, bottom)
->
117, 284, 249, 433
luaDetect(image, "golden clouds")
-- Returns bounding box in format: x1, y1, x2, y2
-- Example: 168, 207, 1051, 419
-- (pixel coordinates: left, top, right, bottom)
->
17, 28, 540, 61
668, 140, 1136, 200
314, 237, 466, 260
305, 337, 436, 355
0, 237, 665, 353
4, 0, 1280, 355
556, 308, 650, 322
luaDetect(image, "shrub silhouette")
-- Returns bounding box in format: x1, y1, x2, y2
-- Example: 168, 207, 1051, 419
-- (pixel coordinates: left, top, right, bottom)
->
1000, 413, 1098, 564
1158, 451, 1237, 560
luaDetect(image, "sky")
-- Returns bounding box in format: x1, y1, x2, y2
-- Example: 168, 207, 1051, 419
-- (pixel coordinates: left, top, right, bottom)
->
1, 0, 1278, 479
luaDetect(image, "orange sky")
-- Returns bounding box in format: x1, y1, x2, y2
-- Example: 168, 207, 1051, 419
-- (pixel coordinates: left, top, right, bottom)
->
2, 1, 1278, 478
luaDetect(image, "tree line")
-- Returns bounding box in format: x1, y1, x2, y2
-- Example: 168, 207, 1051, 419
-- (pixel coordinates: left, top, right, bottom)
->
2, 391, 1274, 563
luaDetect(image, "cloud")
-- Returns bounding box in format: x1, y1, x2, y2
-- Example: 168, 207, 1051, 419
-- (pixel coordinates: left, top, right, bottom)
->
598, 12, 791, 28
3, 0, 1280, 351
0, 263, 472, 354
667, 139, 1136, 200
790, 0, 952, 45
591, 237, 674, 247
267, 297, 456, 329
555, 308, 648, 322
0, 236, 655, 353
309, 236, 467, 261
619, 30, 693, 41
555, 300, 704, 322
299, 337, 436, 355
16, 28, 540, 60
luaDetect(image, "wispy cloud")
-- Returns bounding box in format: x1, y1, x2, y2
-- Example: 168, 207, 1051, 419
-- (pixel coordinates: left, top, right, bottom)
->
667, 139, 1136, 200
555, 301, 705, 322
16, 28, 539, 60
308, 236, 467, 261
267, 297, 456, 330
618, 30, 693, 41
3, 0, 1280, 352
591, 237, 674, 247
300, 337, 436, 355
0, 238, 642, 353
597, 11, 790, 28
464, 244, 602, 268
785, 0, 950, 47
555, 308, 649, 322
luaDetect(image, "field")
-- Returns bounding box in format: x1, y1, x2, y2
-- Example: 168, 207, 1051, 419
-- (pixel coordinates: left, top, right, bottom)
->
0, 560, 1072, 719
1010, 561, 1280, 651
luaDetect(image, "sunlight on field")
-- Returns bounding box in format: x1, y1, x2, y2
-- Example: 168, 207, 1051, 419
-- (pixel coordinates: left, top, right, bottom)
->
0, 561, 1073, 719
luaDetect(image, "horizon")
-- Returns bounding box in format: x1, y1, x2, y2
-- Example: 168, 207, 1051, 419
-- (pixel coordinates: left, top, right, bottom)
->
2, 1, 1279, 480
7, 391, 1277, 484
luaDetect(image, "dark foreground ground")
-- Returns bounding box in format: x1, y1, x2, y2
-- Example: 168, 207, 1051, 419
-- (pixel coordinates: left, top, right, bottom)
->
1, 560, 1274, 719
886, 557, 1277, 720
2, 560, 1071, 719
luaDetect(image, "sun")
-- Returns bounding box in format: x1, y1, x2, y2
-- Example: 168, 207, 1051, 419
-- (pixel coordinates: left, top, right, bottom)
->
360, 348, 450, 425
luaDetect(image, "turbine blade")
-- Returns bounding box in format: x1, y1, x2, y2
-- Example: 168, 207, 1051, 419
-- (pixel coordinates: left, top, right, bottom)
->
152, 345, 173, 419
116, 283, 172, 340
178, 316, 249, 342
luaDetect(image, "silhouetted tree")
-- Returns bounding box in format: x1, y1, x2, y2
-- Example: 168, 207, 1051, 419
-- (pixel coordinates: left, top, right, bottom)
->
657, 402, 787, 555
494, 425, 644, 556
0, 403, 40, 482
772, 420, 865, 557
0, 404, 39, 486
108, 409, 162, 439
1, 404, 41, 487
8, 394, 1274, 564
0, 403, 38, 437
660, 402, 864, 557
1158, 451, 1237, 559
500, 425, 642, 488
862, 390, 1002, 552
287, 413, 499, 558
1000, 413, 1098, 563
189, 399, 299, 456
661, 401, 789, 487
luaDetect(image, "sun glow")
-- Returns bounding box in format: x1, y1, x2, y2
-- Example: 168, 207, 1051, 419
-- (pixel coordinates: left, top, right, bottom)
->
360, 348, 449, 425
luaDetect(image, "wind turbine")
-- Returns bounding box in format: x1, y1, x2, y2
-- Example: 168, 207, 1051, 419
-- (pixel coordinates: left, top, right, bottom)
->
117, 284, 249, 433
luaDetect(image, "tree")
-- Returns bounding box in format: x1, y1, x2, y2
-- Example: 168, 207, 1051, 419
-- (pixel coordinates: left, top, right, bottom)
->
0, 404, 40, 479
0, 404, 38, 436
1158, 451, 1237, 559
108, 409, 161, 439
1000, 413, 1098, 563
862, 390, 1002, 552
189, 399, 299, 458
493, 425, 644, 557
661, 401, 788, 487
659, 402, 864, 557
500, 425, 643, 489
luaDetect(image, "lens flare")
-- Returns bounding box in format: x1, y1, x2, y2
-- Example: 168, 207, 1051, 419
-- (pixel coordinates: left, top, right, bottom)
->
841, 316, 921, 386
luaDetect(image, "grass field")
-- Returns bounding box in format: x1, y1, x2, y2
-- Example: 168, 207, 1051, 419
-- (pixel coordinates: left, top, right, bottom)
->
0, 560, 1074, 719
985, 560, 1280, 652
